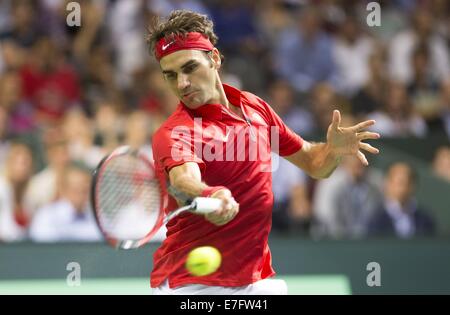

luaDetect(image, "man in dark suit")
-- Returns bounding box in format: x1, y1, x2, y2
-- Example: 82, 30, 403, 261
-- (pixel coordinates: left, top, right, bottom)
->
367, 162, 435, 238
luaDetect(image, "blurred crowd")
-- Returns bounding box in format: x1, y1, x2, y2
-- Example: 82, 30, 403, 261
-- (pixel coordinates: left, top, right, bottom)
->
0, 0, 449, 243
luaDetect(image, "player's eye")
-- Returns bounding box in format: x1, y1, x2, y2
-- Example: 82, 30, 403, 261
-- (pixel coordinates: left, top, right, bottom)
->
183, 64, 198, 74
165, 73, 177, 81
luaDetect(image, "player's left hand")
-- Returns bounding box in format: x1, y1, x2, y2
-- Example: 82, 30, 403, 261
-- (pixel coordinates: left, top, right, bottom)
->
326, 110, 380, 166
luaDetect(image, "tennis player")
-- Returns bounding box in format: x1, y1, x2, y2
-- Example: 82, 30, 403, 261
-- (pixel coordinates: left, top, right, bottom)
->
148, 10, 380, 295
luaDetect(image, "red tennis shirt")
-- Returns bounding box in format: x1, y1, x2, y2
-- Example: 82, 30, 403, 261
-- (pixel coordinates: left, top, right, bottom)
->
151, 84, 303, 288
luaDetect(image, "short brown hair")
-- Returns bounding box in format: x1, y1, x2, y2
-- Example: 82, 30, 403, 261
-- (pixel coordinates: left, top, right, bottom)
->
147, 10, 220, 59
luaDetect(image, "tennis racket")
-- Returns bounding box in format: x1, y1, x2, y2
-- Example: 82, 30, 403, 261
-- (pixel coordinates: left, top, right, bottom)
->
91, 146, 222, 249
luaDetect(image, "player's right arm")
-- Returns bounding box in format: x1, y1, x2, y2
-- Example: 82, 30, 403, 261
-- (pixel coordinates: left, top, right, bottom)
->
169, 162, 239, 226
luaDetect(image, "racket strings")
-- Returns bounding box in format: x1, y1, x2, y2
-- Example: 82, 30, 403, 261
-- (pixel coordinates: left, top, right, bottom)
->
96, 155, 161, 240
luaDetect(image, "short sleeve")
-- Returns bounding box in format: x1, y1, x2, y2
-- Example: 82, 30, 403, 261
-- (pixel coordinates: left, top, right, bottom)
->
152, 127, 206, 174
253, 96, 303, 156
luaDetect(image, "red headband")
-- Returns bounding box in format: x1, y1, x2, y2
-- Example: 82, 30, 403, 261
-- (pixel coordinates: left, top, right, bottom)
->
154, 32, 214, 61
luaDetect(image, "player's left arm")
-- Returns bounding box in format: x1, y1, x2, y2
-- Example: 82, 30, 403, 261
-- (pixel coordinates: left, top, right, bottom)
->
285, 110, 380, 179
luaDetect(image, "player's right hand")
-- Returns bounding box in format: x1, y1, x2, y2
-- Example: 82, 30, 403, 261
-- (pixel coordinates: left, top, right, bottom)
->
204, 188, 239, 226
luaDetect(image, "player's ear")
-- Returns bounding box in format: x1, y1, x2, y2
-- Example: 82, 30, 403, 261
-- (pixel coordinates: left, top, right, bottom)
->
210, 48, 221, 70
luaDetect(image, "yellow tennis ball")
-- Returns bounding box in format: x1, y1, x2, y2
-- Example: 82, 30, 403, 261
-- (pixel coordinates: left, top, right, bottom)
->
186, 246, 222, 277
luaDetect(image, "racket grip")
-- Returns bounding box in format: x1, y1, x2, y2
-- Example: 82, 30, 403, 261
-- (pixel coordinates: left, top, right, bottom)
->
192, 197, 223, 214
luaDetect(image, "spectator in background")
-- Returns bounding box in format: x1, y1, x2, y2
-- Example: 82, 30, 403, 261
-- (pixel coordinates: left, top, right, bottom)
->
271, 153, 311, 236
138, 65, 170, 116
138, 67, 180, 129
123, 110, 153, 157
407, 44, 441, 122
63, 108, 105, 169
389, 9, 450, 85
148, 0, 211, 18
368, 81, 428, 137
80, 43, 121, 111
0, 141, 34, 241
19, 36, 81, 124
432, 146, 450, 182
0, 0, 44, 48
255, 0, 296, 47
351, 46, 388, 117
275, 6, 338, 93
432, 80, 450, 139
92, 100, 124, 154
29, 163, 102, 242
309, 83, 344, 135
367, 162, 435, 238
443, 82, 450, 137
0, 71, 34, 135
107, 0, 147, 88
0, 39, 27, 73
268, 79, 315, 137
209, 0, 267, 92
313, 155, 383, 239
0, 106, 11, 166
24, 127, 70, 216
333, 15, 375, 96
0, 0, 11, 33
70, 0, 106, 64
269, 79, 312, 234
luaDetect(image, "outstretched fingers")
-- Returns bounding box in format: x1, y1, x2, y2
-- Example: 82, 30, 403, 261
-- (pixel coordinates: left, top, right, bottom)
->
359, 142, 380, 154
331, 110, 341, 131
357, 131, 380, 141
357, 150, 369, 166
351, 120, 376, 132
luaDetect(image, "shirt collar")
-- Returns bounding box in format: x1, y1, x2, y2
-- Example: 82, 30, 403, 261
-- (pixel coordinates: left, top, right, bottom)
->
181, 84, 243, 120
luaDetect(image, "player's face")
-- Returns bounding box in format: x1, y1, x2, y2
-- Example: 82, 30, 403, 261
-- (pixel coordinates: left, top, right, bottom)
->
160, 49, 220, 109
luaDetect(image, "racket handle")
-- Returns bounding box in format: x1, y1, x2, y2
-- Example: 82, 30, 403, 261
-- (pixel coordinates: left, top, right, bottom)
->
192, 197, 222, 214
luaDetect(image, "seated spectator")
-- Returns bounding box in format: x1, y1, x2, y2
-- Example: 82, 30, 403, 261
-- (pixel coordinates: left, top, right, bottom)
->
0, 141, 34, 241
0, 0, 44, 49
92, 101, 124, 154
368, 81, 428, 137
63, 108, 105, 169
0, 106, 11, 166
407, 43, 441, 121
0, 39, 27, 73
24, 127, 70, 215
351, 46, 388, 117
431, 80, 450, 139
123, 110, 153, 157
388, 8, 450, 85
148, 0, 211, 18
81, 43, 120, 109
367, 162, 435, 238
313, 156, 383, 239
103, 0, 146, 89
19, 36, 81, 124
274, 6, 338, 93
309, 83, 344, 135
268, 79, 315, 136
432, 146, 450, 182
333, 15, 375, 96
271, 152, 311, 235
29, 163, 102, 242
0, 70, 35, 135
209, 1, 267, 92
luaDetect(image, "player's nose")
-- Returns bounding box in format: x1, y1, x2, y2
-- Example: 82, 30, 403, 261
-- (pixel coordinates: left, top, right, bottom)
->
177, 73, 190, 91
